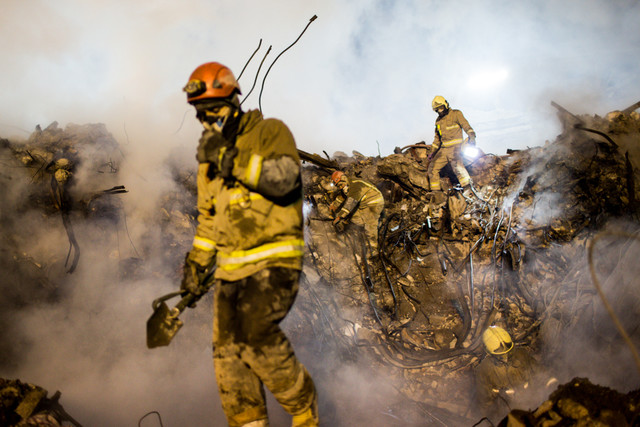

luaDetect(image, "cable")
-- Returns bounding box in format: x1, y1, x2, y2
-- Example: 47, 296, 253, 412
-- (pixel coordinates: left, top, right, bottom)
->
240, 45, 272, 106
138, 410, 164, 427
258, 15, 317, 112
237, 39, 263, 81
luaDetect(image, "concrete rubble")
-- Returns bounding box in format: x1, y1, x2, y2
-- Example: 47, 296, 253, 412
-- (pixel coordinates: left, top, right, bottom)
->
1, 103, 640, 425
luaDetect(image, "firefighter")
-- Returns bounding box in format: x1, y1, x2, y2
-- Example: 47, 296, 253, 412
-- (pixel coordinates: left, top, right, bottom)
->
328, 171, 385, 255
427, 96, 477, 192
180, 62, 318, 427
474, 326, 537, 418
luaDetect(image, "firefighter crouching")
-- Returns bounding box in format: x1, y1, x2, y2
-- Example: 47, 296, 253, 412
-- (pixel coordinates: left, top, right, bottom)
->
427, 96, 476, 192
180, 61, 318, 427
328, 171, 385, 256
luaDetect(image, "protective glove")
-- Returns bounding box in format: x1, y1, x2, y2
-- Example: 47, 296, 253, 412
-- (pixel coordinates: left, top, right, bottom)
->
218, 145, 238, 183
180, 252, 210, 298
333, 216, 346, 233
196, 130, 228, 164
196, 130, 238, 183
468, 136, 476, 146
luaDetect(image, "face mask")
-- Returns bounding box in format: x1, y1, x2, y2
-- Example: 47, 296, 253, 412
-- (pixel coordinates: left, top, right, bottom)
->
198, 105, 233, 133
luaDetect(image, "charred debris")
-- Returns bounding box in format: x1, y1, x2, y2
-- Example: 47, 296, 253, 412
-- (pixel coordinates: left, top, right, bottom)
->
1, 102, 640, 425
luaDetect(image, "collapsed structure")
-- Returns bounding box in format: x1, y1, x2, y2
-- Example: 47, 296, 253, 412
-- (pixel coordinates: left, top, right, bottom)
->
1, 103, 639, 425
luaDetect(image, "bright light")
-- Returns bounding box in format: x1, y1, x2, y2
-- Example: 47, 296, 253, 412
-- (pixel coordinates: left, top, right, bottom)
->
302, 200, 313, 218
463, 145, 480, 159
467, 68, 509, 90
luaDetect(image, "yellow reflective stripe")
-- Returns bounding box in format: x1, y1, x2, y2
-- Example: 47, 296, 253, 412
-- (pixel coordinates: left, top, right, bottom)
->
356, 181, 385, 206
228, 190, 263, 206
368, 195, 385, 204
193, 236, 216, 252
217, 239, 305, 271
244, 154, 263, 189
442, 138, 464, 147
218, 146, 227, 165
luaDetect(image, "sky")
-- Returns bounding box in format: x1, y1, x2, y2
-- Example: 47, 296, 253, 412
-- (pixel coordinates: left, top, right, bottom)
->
1, 0, 639, 159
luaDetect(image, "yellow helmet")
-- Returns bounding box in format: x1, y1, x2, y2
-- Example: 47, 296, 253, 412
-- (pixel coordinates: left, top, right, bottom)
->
482, 326, 514, 355
431, 95, 449, 111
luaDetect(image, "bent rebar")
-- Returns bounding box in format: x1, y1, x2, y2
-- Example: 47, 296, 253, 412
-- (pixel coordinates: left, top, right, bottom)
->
258, 15, 318, 111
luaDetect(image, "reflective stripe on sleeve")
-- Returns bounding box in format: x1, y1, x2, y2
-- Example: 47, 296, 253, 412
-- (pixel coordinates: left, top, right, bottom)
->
193, 236, 216, 252
244, 154, 263, 189
217, 239, 305, 272
368, 194, 385, 205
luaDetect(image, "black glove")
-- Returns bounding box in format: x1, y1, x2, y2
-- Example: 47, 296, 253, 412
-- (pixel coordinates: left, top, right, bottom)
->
180, 253, 208, 297
219, 145, 238, 183
196, 130, 238, 183
468, 137, 476, 146
197, 130, 227, 163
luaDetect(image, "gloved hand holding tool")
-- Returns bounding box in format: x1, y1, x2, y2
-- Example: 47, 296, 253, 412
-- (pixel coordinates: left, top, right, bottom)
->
146, 250, 216, 349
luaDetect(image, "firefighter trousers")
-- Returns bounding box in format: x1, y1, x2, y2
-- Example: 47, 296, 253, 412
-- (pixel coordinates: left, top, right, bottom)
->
427, 144, 470, 190
350, 205, 384, 253
213, 267, 316, 426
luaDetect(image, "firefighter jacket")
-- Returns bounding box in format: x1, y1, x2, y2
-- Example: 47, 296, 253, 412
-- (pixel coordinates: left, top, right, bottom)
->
330, 178, 385, 221
432, 109, 476, 148
190, 109, 304, 281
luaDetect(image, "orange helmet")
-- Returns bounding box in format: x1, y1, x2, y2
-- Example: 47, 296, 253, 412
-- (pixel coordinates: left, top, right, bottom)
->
183, 62, 241, 104
331, 171, 345, 184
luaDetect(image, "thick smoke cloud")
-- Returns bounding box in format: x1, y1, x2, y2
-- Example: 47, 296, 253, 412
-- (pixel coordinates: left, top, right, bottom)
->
1, 0, 639, 157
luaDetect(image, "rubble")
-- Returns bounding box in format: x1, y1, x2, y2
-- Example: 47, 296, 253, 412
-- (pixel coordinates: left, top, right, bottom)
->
298, 103, 640, 423
497, 377, 640, 426
1, 104, 639, 425
0, 378, 79, 426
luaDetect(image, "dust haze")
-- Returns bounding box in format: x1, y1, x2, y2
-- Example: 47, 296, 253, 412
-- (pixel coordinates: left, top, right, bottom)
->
1, 0, 640, 425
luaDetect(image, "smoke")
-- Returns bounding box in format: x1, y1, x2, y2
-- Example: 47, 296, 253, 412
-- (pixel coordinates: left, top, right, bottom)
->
1, 0, 639, 159
1, 1, 640, 424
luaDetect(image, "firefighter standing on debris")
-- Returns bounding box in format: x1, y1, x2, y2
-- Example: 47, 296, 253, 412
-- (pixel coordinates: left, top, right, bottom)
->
427, 96, 477, 192
180, 62, 318, 427
474, 326, 537, 417
328, 171, 385, 255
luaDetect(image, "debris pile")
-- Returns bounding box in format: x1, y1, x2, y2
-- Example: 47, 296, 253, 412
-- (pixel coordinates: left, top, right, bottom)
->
298, 103, 640, 423
498, 377, 640, 426
0, 103, 639, 425
0, 378, 80, 427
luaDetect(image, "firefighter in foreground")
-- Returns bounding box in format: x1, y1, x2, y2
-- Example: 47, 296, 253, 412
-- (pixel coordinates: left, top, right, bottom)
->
328, 171, 385, 255
427, 96, 477, 192
474, 326, 537, 417
180, 62, 318, 427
